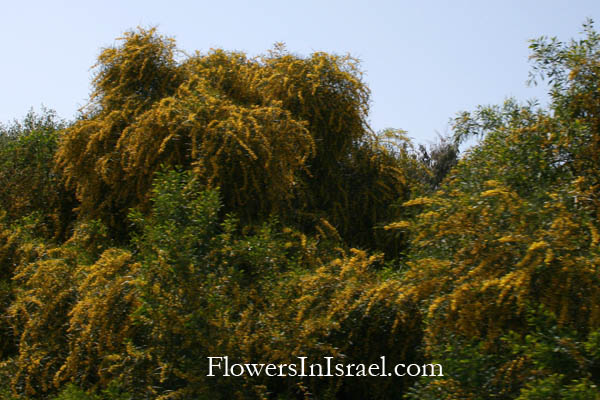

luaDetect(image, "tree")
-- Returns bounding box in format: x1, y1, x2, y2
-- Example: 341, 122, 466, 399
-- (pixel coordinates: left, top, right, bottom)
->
0, 108, 75, 239
55, 28, 409, 249
398, 21, 600, 398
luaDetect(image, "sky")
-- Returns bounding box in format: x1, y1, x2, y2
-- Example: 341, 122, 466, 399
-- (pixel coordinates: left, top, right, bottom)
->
2, 1, 600, 145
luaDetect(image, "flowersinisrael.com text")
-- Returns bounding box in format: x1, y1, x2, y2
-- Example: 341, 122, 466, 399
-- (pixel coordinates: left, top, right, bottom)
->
207, 356, 443, 377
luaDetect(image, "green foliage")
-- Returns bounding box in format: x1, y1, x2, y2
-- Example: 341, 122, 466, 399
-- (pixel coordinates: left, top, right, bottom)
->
0, 108, 75, 239
416, 133, 459, 191
406, 307, 600, 399
52, 382, 132, 400
127, 170, 235, 398
52, 384, 100, 400
517, 376, 599, 400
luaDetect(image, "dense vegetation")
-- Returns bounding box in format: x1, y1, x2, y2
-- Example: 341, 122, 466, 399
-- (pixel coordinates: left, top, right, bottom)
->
1, 22, 599, 399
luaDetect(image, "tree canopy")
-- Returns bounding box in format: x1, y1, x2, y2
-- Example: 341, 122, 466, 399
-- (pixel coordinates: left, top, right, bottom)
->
55, 28, 409, 249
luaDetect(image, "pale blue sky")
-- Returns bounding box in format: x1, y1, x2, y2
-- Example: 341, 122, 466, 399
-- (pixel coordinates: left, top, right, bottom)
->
2, 1, 599, 144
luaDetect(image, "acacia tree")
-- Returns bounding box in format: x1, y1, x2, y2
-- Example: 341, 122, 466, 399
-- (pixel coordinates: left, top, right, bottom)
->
55, 28, 409, 249
397, 22, 600, 399
1, 28, 420, 399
